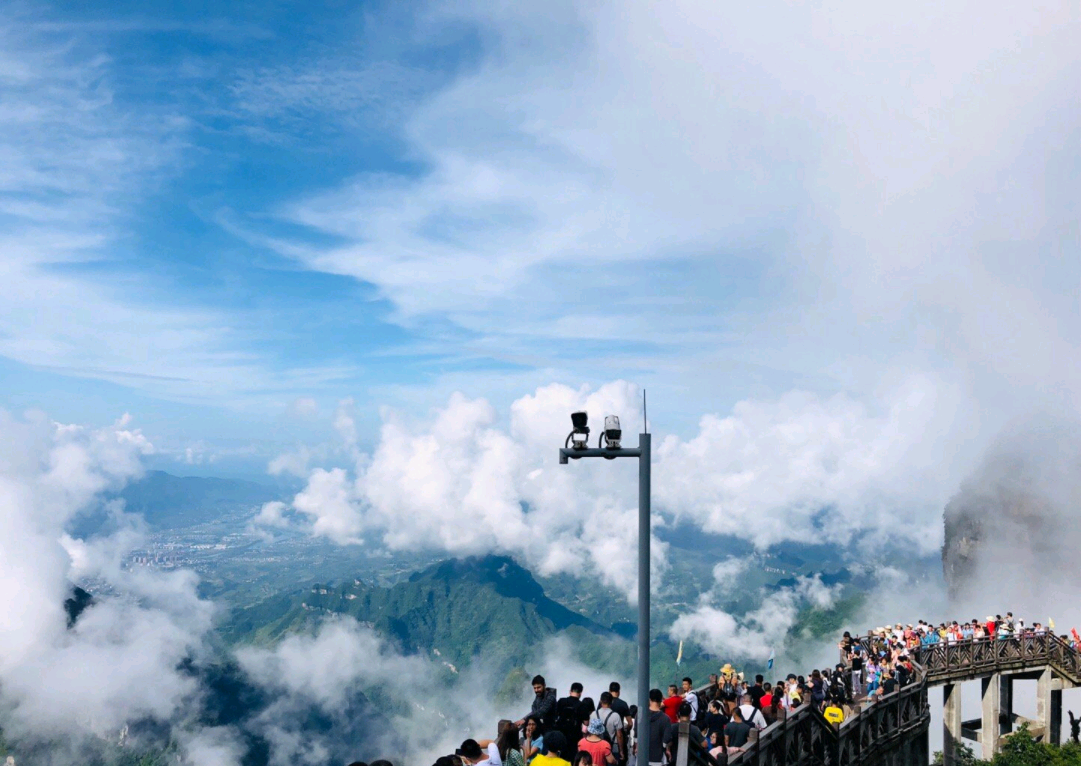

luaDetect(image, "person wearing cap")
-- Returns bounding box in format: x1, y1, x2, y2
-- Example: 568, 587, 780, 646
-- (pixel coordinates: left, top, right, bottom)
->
578, 719, 616, 765
830, 664, 849, 704
457, 739, 491, 764
530, 732, 570, 766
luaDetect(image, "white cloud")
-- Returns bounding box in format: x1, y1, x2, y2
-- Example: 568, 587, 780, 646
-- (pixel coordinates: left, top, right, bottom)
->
259, 382, 668, 600
670, 574, 844, 663
260, 375, 971, 598
655, 377, 960, 554
237, 618, 430, 709
262, 0, 1078, 425
0, 410, 220, 747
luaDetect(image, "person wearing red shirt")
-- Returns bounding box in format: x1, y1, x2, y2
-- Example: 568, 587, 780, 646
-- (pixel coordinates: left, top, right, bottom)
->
986, 616, 997, 637
760, 684, 774, 710
663, 685, 683, 723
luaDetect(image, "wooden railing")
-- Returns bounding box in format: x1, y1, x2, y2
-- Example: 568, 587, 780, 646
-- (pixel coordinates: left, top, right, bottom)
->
679, 634, 1081, 765
913, 634, 1081, 684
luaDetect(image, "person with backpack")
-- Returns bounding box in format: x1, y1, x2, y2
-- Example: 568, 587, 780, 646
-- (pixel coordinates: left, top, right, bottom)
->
680, 677, 699, 722
554, 683, 583, 760
663, 702, 707, 764
736, 694, 767, 730
607, 683, 630, 765
590, 693, 623, 764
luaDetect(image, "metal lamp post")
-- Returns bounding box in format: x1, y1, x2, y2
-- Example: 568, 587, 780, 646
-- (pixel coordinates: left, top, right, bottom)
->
560, 411, 652, 766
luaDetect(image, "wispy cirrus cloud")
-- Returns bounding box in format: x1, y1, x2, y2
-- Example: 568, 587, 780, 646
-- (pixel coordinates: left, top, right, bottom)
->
255, 0, 1079, 430
0, 15, 362, 410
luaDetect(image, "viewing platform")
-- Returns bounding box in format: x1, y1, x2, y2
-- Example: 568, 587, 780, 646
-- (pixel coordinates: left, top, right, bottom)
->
678, 631, 1080, 766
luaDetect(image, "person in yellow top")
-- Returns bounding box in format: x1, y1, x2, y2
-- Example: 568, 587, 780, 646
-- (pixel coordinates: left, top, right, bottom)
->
823, 703, 844, 726
529, 732, 571, 766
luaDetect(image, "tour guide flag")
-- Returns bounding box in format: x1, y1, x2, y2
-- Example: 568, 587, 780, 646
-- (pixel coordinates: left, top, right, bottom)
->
768, 649, 775, 670
676, 640, 684, 666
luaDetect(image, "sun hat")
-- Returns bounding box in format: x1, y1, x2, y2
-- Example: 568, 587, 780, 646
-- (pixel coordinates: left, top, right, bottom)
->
588, 719, 606, 736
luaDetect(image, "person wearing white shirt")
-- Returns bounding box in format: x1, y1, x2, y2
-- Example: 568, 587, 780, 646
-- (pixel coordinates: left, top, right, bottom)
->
681, 677, 699, 721
738, 696, 767, 730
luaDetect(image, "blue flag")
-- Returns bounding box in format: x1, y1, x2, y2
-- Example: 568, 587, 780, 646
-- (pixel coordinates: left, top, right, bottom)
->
767, 650, 774, 670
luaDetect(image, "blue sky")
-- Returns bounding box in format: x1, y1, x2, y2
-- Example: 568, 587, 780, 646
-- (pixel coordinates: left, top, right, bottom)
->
1, 0, 1077, 477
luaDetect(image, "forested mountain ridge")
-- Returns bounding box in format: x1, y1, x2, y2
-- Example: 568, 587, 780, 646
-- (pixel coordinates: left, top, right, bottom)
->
219, 554, 613, 670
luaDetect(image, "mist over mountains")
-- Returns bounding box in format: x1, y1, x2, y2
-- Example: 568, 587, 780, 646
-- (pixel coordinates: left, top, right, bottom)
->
942, 419, 1081, 620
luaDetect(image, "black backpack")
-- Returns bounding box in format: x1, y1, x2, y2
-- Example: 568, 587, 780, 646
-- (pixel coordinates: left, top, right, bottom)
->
692, 691, 708, 728
554, 697, 578, 731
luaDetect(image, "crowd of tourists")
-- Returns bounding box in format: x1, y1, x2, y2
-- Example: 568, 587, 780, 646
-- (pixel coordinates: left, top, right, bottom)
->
420, 665, 863, 766
349, 613, 1068, 766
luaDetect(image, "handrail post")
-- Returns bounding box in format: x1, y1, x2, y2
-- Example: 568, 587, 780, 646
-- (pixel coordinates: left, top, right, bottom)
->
675, 721, 690, 766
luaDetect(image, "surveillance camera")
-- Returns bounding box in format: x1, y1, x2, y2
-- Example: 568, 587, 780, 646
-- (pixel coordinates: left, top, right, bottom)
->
566, 411, 590, 452
602, 415, 621, 450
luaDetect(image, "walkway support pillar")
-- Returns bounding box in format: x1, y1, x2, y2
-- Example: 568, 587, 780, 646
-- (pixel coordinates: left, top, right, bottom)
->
982, 673, 1001, 757
944, 682, 962, 766
1000, 674, 1013, 738
1037, 668, 1062, 745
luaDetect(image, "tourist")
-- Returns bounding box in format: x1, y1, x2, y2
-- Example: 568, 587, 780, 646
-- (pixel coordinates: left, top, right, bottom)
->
573, 754, 593, 766
530, 732, 570, 766
708, 731, 729, 764
477, 720, 514, 765
577, 697, 596, 739
608, 682, 631, 764
879, 669, 897, 697
522, 719, 544, 764
768, 691, 786, 723
810, 670, 826, 710
736, 694, 767, 730
457, 740, 491, 764
515, 676, 557, 733
749, 675, 766, 709
498, 722, 525, 766
830, 663, 848, 703
642, 689, 671, 766
554, 682, 584, 759
723, 707, 752, 752
662, 685, 682, 723
864, 657, 879, 697
590, 692, 624, 761
578, 719, 616, 765
823, 700, 844, 726
704, 699, 728, 742
663, 702, 707, 763
681, 677, 699, 721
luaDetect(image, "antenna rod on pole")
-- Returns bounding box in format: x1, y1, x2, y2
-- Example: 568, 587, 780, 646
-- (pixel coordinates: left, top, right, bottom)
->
643, 389, 648, 434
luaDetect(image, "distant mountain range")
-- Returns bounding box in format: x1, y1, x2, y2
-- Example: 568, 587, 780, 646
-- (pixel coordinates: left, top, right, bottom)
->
72, 470, 281, 536
216, 551, 864, 691
220, 554, 621, 674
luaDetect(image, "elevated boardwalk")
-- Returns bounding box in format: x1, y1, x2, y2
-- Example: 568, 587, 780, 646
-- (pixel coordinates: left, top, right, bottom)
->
682, 633, 1081, 766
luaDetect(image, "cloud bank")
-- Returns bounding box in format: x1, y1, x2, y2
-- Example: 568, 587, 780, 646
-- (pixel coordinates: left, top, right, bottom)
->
259, 374, 969, 604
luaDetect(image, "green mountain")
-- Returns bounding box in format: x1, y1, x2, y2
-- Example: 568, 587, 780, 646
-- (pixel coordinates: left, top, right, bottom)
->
220, 554, 615, 671
218, 551, 868, 691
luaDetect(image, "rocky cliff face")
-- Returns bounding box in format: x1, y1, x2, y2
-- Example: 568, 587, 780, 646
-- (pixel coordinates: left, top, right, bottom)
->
942, 425, 1080, 605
